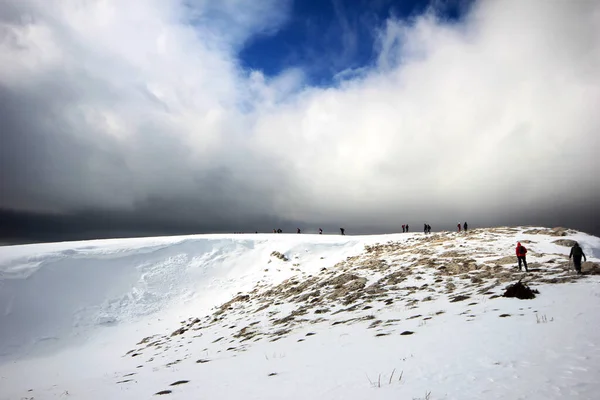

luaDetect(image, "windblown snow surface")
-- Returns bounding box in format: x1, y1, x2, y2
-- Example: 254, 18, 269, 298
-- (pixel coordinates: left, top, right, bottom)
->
1, 227, 600, 400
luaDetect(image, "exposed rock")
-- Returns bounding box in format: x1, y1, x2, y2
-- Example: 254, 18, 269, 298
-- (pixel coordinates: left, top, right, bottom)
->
271, 251, 289, 261
582, 262, 600, 275
368, 320, 382, 329
326, 273, 363, 287
493, 256, 517, 265
137, 336, 155, 345
550, 227, 569, 236
170, 327, 187, 337
364, 283, 386, 294
553, 239, 577, 247
216, 294, 251, 315
380, 270, 407, 285
503, 281, 539, 299
523, 227, 570, 237
170, 380, 189, 386
450, 294, 470, 302
329, 276, 367, 301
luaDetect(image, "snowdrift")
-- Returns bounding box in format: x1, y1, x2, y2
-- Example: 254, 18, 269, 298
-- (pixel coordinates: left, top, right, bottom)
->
0, 234, 376, 358
1, 227, 599, 400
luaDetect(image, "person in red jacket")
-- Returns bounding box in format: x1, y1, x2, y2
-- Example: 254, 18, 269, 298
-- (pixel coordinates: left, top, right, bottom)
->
516, 242, 528, 272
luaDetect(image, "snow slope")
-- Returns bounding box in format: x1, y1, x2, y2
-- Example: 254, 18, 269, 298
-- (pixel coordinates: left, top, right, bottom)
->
1, 227, 599, 399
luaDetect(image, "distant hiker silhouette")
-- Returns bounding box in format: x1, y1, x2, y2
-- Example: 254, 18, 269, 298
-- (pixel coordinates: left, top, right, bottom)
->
424, 224, 428, 234
463, 222, 468, 232
516, 242, 528, 272
402, 224, 405, 233
319, 228, 323, 234
427, 224, 431, 234
297, 228, 301, 234
340, 228, 345, 235
569, 242, 587, 274
406, 224, 409, 232
457, 223, 461, 232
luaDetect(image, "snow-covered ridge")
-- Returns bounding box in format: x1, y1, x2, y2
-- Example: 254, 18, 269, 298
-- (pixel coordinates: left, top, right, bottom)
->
1, 226, 599, 400
0, 233, 380, 358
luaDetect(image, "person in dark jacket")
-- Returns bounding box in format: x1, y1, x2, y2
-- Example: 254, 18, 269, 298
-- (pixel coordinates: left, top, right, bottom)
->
402, 224, 405, 233
340, 228, 345, 235
516, 242, 528, 271
406, 224, 409, 232
297, 228, 301, 234
319, 228, 323, 234
569, 242, 587, 274
463, 222, 468, 232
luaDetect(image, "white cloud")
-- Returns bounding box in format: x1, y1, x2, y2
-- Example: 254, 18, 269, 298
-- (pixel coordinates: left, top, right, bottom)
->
1, 0, 599, 229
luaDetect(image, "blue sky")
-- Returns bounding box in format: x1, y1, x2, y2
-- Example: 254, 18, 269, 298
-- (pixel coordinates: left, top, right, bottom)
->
239, 0, 473, 85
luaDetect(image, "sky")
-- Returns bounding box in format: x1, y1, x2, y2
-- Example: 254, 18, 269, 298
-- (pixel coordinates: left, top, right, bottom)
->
0, 0, 599, 243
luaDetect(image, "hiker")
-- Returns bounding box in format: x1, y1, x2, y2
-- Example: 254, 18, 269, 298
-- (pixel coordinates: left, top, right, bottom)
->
277, 228, 282, 233
516, 242, 528, 272
340, 228, 345, 235
463, 222, 468, 232
402, 224, 405, 233
297, 228, 301, 234
457, 223, 461, 232
427, 224, 431, 234
424, 223, 428, 234
406, 224, 409, 232
569, 242, 587, 274
319, 228, 323, 234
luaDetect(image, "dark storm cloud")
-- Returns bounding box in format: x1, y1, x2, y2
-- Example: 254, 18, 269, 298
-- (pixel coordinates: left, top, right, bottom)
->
1, 0, 599, 243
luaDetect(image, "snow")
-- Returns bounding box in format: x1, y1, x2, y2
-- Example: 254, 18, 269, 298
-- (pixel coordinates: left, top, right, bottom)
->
1, 227, 599, 399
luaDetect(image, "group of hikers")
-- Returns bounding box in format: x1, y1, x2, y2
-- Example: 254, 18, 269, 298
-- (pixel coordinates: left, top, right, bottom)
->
249, 222, 473, 236
237, 225, 588, 274
273, 223, 588, 275
271, 228, 346, 235
281, 223, 473, 235
422, 222, 468, 234
515, 241, 587, 274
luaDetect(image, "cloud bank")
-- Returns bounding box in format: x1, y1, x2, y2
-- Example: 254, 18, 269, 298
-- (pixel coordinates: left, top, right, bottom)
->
1, 0, 599, 236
